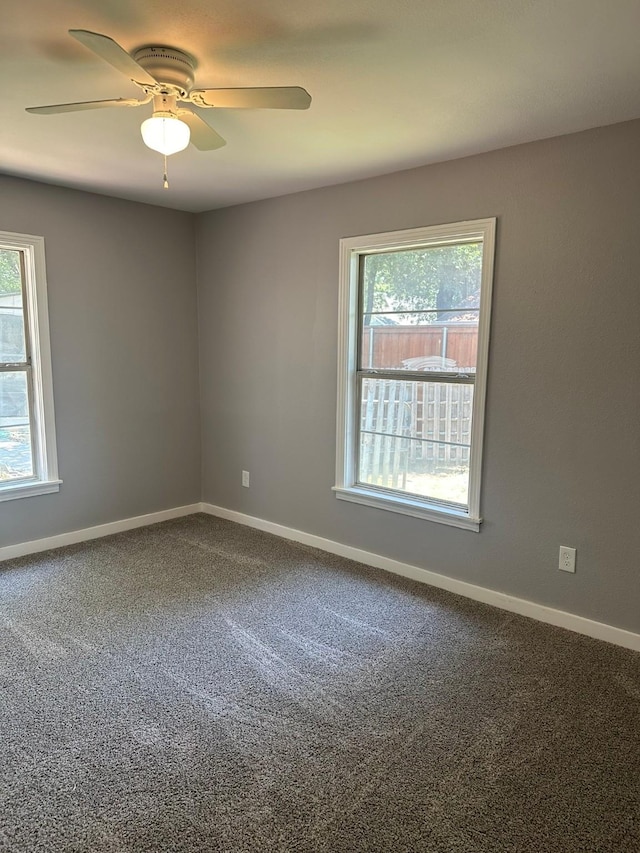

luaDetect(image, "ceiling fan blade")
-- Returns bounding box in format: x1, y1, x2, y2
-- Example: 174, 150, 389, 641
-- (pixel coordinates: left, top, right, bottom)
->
178, 111, 226, 151
26, 97, 145, 115
189, 87, 311, 110
69, 29, 157, 86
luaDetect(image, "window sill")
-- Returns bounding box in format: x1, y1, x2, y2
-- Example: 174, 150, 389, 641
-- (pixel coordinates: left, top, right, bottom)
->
0, 479, 62, 503
332, 485, 481, 532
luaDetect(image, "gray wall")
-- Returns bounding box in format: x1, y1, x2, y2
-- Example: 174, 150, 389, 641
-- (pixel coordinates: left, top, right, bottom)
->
196, 119, 640, 634
0, 176, 200, 547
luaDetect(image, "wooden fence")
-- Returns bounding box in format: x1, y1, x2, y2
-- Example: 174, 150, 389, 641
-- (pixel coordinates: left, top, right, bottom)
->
359, 378, 473, 490
362, 323, 477, 370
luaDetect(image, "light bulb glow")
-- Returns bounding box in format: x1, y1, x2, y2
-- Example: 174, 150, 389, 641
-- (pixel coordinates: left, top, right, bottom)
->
141, 114, 190, 155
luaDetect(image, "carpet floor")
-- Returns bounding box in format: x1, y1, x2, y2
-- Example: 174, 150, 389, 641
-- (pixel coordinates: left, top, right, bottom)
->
0, 514, 638, 852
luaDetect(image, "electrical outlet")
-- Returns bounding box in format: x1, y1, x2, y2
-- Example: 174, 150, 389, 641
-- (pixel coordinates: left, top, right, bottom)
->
242, 470, 250, 488
559, 546, 576, 573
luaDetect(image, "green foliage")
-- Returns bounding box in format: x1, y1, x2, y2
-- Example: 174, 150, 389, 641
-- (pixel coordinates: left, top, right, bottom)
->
363, 242, 482, 323
0, 250, 22, 296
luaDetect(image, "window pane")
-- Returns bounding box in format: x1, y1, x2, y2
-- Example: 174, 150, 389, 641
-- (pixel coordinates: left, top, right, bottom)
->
358, 434, 470, 505
361, 242, 482, 317
0, 370, 29, 423
361, 311, 478, 372
0, 250, 26, 363
0, 371, 33, 481
358, 378, 473, 505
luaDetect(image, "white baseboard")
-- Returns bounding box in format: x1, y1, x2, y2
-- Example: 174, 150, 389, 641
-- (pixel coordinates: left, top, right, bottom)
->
0, 503, 201, 562
201, 502, 640, 654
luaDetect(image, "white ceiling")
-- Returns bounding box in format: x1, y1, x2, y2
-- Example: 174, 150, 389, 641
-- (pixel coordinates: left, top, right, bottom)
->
3, 0, 640, 212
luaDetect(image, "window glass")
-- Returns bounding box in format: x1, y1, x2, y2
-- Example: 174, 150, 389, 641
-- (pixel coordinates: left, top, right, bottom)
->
361, 244, 481, 374
0, 250, 27, 363
0, 371, 33, 481
358, 378, 473, 505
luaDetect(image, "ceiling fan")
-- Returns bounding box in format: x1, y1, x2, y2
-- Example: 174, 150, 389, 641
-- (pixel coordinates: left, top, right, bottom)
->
26, 29, 312, 185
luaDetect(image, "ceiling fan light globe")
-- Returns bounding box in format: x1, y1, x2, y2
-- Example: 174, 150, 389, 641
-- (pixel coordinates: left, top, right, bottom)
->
141, 115, 190, 155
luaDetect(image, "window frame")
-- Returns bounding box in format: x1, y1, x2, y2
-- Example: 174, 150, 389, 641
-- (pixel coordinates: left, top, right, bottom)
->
334, 218, 496, 532
0, 231, 60, 502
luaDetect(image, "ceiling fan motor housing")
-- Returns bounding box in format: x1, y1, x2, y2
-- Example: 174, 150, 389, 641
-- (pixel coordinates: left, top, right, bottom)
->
132, 46, 195, 93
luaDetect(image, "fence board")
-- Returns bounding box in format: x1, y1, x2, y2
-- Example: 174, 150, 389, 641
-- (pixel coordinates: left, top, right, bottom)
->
362, 324, 478, 371
360, 378, 473, 489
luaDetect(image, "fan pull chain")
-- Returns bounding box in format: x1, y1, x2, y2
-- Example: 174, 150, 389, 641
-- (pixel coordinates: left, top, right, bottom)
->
163, 154, 169, 189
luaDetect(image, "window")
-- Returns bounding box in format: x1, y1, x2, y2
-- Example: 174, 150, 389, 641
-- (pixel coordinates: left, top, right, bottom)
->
334, 219, 495, 531
0, 231, 60, 502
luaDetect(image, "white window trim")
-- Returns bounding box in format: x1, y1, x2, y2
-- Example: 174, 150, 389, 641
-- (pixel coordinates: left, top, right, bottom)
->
333, 218, 496, 532
0, 231, 61, 502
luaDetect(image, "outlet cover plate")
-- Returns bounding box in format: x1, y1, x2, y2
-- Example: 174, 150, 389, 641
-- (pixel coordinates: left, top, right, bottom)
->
559, 545, 576, 573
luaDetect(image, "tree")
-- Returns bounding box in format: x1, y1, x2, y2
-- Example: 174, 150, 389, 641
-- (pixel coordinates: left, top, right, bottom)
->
363, 242, 482, 324
0, 250, 21, 296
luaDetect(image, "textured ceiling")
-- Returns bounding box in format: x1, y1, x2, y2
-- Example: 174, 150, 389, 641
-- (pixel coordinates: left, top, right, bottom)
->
2, 0, 640, 212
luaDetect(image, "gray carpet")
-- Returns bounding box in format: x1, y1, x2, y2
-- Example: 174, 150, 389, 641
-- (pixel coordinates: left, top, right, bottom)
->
0, 514, 638, 852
